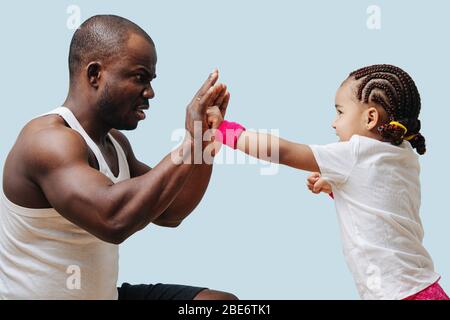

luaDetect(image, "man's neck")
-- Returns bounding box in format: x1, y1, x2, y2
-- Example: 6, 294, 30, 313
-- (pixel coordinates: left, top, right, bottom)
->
63, 95, 111, 146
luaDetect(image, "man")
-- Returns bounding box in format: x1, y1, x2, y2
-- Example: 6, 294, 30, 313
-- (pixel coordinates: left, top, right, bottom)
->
0, 15, 236, 300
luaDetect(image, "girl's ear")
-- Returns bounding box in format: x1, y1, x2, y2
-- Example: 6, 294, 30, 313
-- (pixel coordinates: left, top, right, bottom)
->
366, 107, 379, 130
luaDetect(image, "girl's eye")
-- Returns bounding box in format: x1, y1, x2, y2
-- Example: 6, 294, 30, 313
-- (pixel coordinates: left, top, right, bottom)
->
337, 110, 343, 115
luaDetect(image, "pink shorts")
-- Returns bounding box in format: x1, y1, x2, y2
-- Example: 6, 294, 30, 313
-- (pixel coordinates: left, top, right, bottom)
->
403, 281, 449, 300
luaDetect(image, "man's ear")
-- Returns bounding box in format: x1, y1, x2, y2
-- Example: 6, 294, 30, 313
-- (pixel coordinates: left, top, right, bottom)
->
86, 62, 102, 89
366, 107, 380, 130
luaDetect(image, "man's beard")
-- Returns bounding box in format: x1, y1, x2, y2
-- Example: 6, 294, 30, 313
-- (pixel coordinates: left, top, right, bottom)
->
98, 83, 138, 130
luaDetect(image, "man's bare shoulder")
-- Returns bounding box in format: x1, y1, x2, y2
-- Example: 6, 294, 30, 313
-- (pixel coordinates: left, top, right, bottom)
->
16, 115, 89, 172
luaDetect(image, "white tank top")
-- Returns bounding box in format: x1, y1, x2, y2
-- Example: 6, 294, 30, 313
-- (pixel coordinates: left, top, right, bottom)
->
0, 106, 131, 299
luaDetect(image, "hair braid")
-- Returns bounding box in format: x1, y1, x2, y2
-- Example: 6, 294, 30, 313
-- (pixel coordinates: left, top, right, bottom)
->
349, 64, 425, 155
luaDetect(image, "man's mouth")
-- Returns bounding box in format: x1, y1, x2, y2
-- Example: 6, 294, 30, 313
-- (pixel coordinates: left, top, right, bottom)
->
134, 105, 149, 120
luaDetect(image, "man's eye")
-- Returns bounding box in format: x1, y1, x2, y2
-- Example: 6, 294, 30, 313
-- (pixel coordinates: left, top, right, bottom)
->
135, 74, 147, 82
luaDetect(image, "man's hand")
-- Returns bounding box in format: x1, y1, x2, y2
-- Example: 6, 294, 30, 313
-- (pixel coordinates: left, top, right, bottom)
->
154, 71, 230, 227
214, 85, 230, 121
306, 172, 332, 194
185, 69, 227, 140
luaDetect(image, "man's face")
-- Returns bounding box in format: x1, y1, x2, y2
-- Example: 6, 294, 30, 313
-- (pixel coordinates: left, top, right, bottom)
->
97, 33, 157, 130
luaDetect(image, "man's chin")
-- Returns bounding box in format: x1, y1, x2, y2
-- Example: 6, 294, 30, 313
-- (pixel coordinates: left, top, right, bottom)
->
115, 122, 139, 131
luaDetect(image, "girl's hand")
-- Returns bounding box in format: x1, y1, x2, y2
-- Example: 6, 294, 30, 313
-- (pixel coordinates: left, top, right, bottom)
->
206, 105, 224, 129
206, 85, 229, 129
205, 106, 224, 156
306, 172, 332, 194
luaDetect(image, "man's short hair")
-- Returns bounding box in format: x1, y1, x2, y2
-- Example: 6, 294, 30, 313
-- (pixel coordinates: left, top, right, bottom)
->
68, 15, 153, 80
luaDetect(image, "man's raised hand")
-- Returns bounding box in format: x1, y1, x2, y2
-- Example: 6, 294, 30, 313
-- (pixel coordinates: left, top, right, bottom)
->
185, 69, 227, 138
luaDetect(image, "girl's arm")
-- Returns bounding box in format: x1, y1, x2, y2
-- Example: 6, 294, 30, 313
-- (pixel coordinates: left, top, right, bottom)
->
206, 106, 320, 173
237, 130, 333, 198
236, 130, 320, 173
207, 107, 332, 197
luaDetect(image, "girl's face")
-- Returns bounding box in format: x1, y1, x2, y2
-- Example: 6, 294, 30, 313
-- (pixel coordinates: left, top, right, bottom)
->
332, 78, 386, 142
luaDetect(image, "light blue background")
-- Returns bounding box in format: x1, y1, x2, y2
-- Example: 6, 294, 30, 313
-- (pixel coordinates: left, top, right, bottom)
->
1, 0, 449, 299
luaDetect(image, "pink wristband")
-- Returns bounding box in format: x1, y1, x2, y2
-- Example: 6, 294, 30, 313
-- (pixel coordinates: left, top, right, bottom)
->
216, 120, 246, 149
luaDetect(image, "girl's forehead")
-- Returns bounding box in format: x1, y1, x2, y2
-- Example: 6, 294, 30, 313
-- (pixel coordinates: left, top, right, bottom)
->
336, 79, 356, 101
335, 79, 366, 110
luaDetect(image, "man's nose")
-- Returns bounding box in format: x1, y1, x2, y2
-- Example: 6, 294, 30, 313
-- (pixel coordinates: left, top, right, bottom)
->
143, 84, 155, 99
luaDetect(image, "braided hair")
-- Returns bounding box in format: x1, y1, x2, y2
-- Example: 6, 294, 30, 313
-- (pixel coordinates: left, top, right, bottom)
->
349, 64, 426, 155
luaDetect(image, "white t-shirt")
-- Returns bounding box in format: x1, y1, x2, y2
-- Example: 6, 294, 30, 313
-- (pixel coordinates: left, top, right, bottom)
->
309, 134, 440, 300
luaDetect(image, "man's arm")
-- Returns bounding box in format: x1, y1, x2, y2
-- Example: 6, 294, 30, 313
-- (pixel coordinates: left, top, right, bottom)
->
110, 89, 230, 228
154, 164, 213, 227
28, 71, 224, 243
111, 130, 213, 228
29, 126, 195, 244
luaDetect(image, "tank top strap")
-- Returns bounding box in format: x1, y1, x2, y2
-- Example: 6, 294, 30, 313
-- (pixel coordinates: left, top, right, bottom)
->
42, 106, 130, 181
108, 133, 131, 181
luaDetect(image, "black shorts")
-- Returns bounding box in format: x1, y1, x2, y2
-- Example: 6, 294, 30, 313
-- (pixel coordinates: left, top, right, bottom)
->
117, 282, 208, 300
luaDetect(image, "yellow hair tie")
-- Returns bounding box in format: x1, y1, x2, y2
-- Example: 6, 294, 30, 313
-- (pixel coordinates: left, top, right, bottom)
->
404, 134, 416, 141
389, 121, 408, 136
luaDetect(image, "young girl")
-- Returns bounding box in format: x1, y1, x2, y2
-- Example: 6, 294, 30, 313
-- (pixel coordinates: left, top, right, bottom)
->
208, 64, 448, 300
